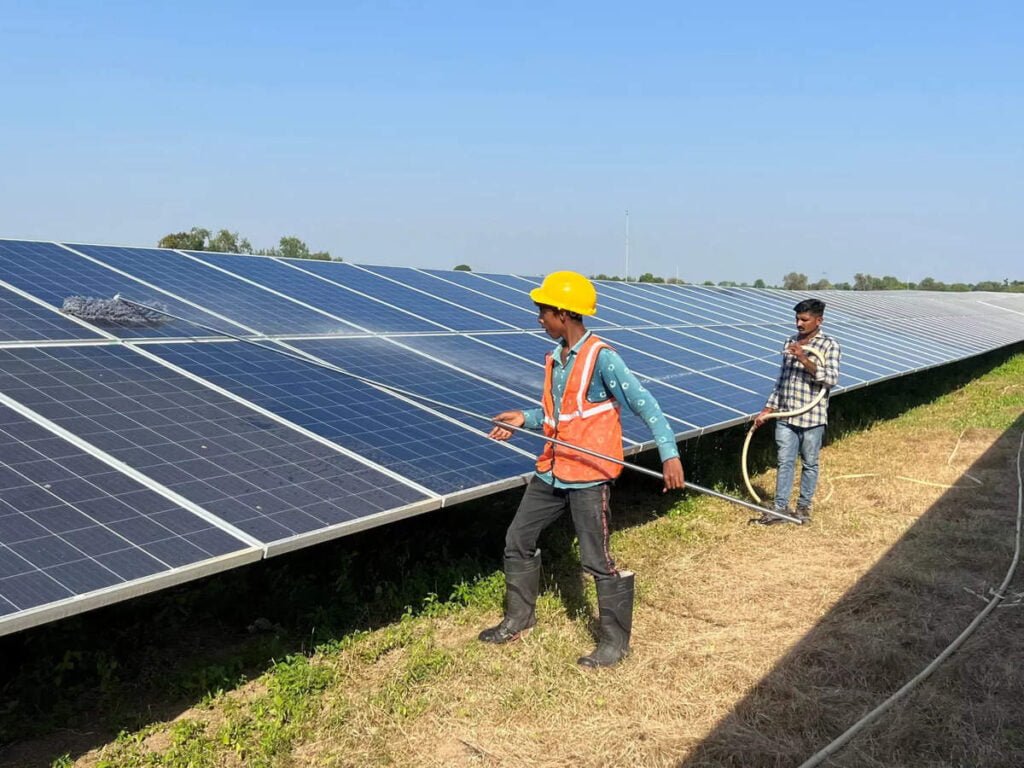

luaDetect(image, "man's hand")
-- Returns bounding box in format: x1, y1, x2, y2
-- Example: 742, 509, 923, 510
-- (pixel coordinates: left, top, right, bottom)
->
753, 408, 775, 429
661, 456, 685, 492
786, 342, 817, 374
489, 410, 525, 441
785, 341, 806, 358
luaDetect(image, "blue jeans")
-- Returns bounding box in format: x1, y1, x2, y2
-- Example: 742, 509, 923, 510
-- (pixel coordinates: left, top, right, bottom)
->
774, 422, 825, 511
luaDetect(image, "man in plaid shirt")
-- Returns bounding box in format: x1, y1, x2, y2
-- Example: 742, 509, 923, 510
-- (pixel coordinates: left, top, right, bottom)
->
751, 298, 841, 525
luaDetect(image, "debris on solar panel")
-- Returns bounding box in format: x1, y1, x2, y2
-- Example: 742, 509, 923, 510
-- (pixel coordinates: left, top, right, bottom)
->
62, 294, 168, 326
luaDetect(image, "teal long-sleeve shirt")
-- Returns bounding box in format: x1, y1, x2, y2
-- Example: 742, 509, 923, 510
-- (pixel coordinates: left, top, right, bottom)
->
522, 331, 680, 489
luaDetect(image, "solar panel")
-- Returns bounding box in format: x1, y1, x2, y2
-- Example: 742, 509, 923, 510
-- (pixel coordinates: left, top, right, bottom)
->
277, 260, 515, 333
1, 237, 1023, 635
146, 339, 533, 493
363, 265, 543, 328
0, 241, 252, 340
186, 252, 448, 334
0, 399, 258, 633
66, 244, 354, 336
0, 284, 103, 343
0, 345, 430, 545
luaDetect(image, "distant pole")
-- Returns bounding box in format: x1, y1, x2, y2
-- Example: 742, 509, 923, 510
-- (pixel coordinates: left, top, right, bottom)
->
625, 209, 630, 282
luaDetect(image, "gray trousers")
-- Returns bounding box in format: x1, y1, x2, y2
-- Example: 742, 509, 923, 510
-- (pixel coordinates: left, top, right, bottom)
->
504, 475, 619, 581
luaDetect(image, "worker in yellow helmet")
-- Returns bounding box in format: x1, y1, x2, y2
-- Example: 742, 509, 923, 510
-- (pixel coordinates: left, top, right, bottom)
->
482, 270, 685, 668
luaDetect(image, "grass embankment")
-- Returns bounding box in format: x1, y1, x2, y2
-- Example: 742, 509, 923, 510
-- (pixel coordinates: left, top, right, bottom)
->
3, 348, 1023, 768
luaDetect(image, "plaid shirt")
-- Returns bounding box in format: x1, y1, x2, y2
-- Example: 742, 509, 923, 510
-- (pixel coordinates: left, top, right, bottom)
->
764, 332, 841, 428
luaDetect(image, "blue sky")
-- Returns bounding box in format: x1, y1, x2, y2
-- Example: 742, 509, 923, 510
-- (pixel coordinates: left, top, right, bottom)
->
2, 1, 1021, 284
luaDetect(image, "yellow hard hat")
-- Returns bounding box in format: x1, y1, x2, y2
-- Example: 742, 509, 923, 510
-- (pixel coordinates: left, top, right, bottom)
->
529, 271, 597, 316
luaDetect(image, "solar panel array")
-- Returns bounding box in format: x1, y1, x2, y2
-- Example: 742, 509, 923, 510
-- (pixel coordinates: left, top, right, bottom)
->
2, 237, 1023, 635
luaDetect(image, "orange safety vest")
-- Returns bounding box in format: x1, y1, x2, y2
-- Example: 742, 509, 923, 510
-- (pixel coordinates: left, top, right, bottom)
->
536, 334, 624, 482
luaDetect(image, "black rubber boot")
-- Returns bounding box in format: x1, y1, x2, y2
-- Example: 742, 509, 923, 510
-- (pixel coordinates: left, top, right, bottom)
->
478, 552, 541, 644
577, 572, 634, 668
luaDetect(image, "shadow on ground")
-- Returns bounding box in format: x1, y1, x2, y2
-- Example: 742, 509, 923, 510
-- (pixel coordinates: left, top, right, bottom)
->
0, 344, 1020, 767
678, 412, 1024, 768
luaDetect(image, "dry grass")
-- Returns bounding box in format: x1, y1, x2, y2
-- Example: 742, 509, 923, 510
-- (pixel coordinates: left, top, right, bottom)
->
42, 356, 1024, 766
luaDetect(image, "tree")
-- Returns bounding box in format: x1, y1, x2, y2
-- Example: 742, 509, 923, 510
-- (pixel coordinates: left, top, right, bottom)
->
207, 229, 253, 254
160, 227, 334, 260
158, 227, 210, 250
753, 278, 766, 289
702, 280, 715, 286
853, 273, 885, 291
879, 275, 906, 290
973, 280, 1003, 292
453, 264, 472, 271
808, 278, 832, 291
257, 236, 332, 261
277, 236, 330, 261
782, 272, 809, 290
638, 272, 665, 283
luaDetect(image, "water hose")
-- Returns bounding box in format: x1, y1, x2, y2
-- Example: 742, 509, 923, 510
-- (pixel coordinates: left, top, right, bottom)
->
797, 429, 1024, 767
740, 346, 827, 504
61, 295, 776, 517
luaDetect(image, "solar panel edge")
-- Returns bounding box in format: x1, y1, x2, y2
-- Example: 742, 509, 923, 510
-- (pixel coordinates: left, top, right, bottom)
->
0, 547, 262, 638
263, 497, 442, 557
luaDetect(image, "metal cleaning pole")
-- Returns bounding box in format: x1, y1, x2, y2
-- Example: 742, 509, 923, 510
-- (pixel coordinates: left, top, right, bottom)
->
493, 420, 802, 523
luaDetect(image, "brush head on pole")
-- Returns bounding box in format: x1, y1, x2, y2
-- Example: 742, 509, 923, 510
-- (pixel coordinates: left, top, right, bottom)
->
61, 296, 168, 327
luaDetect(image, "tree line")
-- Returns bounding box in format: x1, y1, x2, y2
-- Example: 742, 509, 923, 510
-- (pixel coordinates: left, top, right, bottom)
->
590, 271, 1024, 293
778, 272, 1023, 292
158, 227, 334, 261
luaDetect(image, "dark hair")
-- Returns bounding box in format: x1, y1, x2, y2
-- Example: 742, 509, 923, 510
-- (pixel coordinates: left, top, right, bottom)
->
536, 303, 584, 322
793, 298, 825, 316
